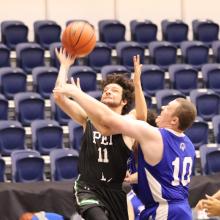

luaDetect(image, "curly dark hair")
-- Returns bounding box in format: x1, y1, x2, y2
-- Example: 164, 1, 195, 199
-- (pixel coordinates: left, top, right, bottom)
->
101, 74, 134, 115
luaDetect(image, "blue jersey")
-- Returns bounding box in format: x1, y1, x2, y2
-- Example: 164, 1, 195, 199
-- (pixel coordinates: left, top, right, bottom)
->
138, 128, 195, 220
127, 190, 145, 220
127, 152, 138, 194
32, 212, 64, 220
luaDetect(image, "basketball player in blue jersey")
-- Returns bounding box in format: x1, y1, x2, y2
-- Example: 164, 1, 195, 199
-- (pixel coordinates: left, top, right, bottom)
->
54, 79, 197, 219
53, 49, 147, 220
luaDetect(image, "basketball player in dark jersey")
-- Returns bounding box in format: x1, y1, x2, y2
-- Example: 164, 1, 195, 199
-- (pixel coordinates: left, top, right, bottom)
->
55, 79, 197, 219
53, 48, 147, 220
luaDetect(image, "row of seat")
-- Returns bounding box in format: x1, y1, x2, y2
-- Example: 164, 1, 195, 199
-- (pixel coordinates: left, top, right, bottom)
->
1, 19, 219, 50
0, 119, 83, 156
0, 148, 79, 182
0, 143, 219, 183
1, 62, 220, 99
1, 87, 220, 122
2, 40, 220, 74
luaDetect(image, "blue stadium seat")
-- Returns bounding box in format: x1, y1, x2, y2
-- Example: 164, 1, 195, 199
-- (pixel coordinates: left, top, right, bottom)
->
212, 115, 220, 143
161, 19, 188, 47
0, 157, 5, 182
87, 90, 102, 101
11, 149, 45, 182
212, 41, 220, 62
130, 19, 157, 48
1, 20, 28, 49
141, 64, 165, 96
180, 41, 209, 70
202, 63, 220, 94
31, 120, 63, 155
190, 89, 220, 121
156, 89, 186, 112
34, 20, 61, 49
169, 64, 198, 95
192, 19, 219, 47
16, 43, 45, 73
0, 94, 8, 120
68, 120, 84, 152
85, 42, 112, 72
0, 120, 25, 156
68, 66, 97, 92
116, 41, 145, 72
0, 67, 26, 99
149, 41, 177, 70
50, 148, 79, 181
200, 144, 220, 175
101, 65, 130, 80
32, 66, 58, 98
0, 43, 10, 67
14, 92, 45, 126
50, 95, 71, 125
98, 19, 126, 48
185, 117, 208, 150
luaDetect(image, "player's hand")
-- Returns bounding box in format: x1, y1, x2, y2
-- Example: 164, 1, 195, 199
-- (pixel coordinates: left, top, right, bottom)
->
55, 47, 76, 68
195, 199, 206, 210
203, 195, 220, 217
124, 172, 138, 184
133, 54, 142, 85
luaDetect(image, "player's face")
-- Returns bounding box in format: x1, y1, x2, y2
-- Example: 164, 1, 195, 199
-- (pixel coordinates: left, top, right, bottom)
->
156, 100, 179, 128
101, 83, 126, 109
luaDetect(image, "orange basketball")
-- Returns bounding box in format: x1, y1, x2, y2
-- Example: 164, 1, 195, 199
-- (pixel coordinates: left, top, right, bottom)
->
61, 21, 96, 57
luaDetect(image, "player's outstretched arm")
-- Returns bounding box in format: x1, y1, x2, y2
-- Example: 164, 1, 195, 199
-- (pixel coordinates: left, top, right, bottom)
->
53, 48, 87, 126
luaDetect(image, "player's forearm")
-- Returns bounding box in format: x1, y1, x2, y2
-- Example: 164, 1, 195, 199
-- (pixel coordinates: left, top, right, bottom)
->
55, 64, 69, 87
134, 82, 147, 121
72, 89, 114, 127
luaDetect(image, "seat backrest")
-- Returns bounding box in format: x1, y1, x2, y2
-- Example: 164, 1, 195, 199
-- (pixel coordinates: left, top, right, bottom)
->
141, 64, 165, 96
200, 144, 220, 175
32, 66, 58, 98
192, 19, 219, 46
0, 67, 27, 99
0, 43, 10, 67
130, 19, 157, 47
14, 92, 45, 126
185, 117, 208, 150
149, 41, 177, 70
50, 95, 70, 125
16, 42, 45, 73
161, 19, 188, 46
0, 94, 8, 120
156, 89, 186, 112
169, 64, 198, 95
202, 63, 220, 94
68, 66, 97, 92
1, 20, 28, 49
180, 41, 209, 70
31, 119, 63, 155
116, 41, 145, 71
101, 65, 130, 80
0, 158, 5, 182
98, 19, 126, 48
68, 120, 84, 152
11, 149, 44, 182
190, 89, 220, 121
50, 148, 79, 181
0, 120, 25, 156
34, 20, 61, 49
86, 42, 112, 72
212, 115, 220, 143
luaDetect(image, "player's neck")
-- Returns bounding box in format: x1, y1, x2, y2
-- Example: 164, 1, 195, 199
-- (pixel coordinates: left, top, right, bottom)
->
109, 106, 123, 115
165, 128, 185, 137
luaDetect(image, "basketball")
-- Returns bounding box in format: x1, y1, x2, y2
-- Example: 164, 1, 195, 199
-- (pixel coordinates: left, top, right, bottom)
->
61, 21, 96, 57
